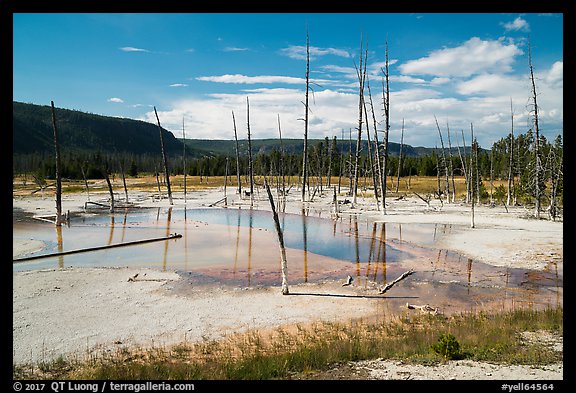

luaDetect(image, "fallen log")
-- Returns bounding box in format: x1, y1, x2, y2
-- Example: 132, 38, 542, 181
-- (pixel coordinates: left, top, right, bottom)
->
379, 269, 414, 294
13, 233, 182, 263
209, 197, 227, 207
406, 303, 439, 314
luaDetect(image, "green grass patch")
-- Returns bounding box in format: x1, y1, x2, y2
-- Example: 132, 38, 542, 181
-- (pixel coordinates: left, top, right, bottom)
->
14, 306, 562, 380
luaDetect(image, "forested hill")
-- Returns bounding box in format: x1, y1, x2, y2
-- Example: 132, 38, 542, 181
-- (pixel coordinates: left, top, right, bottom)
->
181, 138, 429, 158
13, 101, 184, 155
13, 101, 469, 158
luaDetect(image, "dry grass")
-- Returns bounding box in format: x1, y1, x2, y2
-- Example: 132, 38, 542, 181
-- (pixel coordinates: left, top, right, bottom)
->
13, 174, 509, 201
14, 306, 562, 380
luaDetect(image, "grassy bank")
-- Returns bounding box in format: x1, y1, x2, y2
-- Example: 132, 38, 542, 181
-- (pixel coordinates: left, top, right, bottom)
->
14, 306, 562, 380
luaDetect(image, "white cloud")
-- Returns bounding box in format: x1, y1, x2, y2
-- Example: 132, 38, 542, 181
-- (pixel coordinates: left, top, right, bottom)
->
280, 45, 351, 60
107, 97, 124, 103
169, 83, 189, 87
456, 73, 526, 96
502, 16, 530, 32
399, 37, 523, 77
223, 46, 249, 52
393, 75, 426, 84
430, 77, 451, 85
119, 46, 149, 53
545, 61, 563, 87
197, 74, 306, 85
140, 53, 562, 149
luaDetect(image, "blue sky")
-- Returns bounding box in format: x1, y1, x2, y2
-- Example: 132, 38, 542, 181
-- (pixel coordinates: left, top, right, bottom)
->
13, 13, 563, 148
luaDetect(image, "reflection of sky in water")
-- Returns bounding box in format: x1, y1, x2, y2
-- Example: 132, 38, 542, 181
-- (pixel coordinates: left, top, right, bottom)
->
13, 207, 562, 310
13, 207, 446, 272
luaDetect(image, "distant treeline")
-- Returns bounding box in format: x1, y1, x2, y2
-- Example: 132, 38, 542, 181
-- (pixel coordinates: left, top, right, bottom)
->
13, 130, 562, 206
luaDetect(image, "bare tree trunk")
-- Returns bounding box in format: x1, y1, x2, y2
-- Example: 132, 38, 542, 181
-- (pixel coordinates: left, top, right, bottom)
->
446, 122, 456, 203
224, 157, 229, 206
475, 137, 480, 205
182, 117, 187, 204
434, 116, 450, 203
459, 129, 470, 204
528, 40, 542, 219
231, 110, 242, 196
277, 114, 286, 202
246, 97, 254, 207
489, 149, 494, 206
507, 98, 515, 207
50, 101, 63, 226
264, 178, 289, 295
348, 128, 353, 196
352, 36, 367, 205
301, 29, 310, 203
80, 164, 90, 202
104, 168, 114, 213
119, 159, 128, 203
154, 107, 173, 205
396, 119, 405, 193
435, 146, 441, 198
470, 124, 475, 228
362, 86, 378, 207
380, 39, 391, 214
338, 130, 344, 194
366, 77, 384, 210
154, 164, 161, 198
327, 136, 334, 188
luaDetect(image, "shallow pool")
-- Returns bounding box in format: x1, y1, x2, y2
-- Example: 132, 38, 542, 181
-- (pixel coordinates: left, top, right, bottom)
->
13, 206, 562, 313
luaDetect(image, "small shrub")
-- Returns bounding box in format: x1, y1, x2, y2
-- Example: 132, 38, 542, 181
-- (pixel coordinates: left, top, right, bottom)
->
431, 333, 461, 360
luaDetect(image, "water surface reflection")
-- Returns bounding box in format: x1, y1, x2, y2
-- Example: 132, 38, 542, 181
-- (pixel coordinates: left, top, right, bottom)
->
13, 207, 562, 311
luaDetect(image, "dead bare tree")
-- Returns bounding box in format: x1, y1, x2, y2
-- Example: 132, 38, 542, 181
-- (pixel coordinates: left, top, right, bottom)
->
182, 117, 187, 204
362, 82, 379, 207
104, 166, 114, 213
380, 39, 391, 214
246, 97, 255, 206
528, 39, 542, 219
301, 29, 311, 203
489, 149, 494, 206
470, 123, 475, 229
80, 163, 90, 201
50, 101, 63, 226
352, 36, 367, 205
119, 159, 129, 203
154, 106, 173, 205
396, 119, 405, 193
327, 136, 335, 188
434, 115, 450, 203
366, 77, 385, 211
277, 114, 286, 203
348, 128, 353, 195
507, 98, 515, 207
446, 122, 456, 203
232, 110, 242, 196
264, 177, 289, 295
459, 129, 470, 203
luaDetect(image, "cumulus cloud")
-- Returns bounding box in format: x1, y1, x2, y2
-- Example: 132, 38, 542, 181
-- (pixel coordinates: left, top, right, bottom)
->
280, 45, 351, 60
456, 73, 526, 96
119, 46, 149, 52
107, 97, 124, 103
399, 37, 523, 77
502, 16, 530, 32
545, 61, 563, 87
